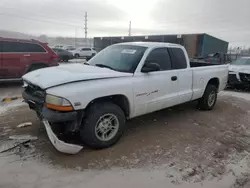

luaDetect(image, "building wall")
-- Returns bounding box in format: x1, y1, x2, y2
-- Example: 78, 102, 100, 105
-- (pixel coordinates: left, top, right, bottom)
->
183, 34, 197, 57
201, 34, 229, 56
94, 34, 228, 57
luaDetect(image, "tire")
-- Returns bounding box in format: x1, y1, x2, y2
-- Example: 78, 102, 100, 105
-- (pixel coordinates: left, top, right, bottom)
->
80, 102, 126, 149
63, 56, 69, 62
27, 63, 48, 73
197, 84, 217, 110
75, 54, 80, 58
86, 56, 91, 61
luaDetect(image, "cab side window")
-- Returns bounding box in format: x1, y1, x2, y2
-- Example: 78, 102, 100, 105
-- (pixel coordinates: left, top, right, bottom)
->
145, 48, 172, 71
81, 48, 91, 51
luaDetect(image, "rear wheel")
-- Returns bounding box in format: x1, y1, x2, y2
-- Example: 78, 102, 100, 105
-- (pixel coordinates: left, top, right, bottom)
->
197, 84, 217, 110
80, 102, 126, 149
63, 56, 69, 62
86, 56, 91, 61
75, 54, 80, 58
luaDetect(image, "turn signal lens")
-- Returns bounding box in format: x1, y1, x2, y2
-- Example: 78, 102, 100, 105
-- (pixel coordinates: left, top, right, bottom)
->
46, 103, 73, 112
45, 94, 73, 111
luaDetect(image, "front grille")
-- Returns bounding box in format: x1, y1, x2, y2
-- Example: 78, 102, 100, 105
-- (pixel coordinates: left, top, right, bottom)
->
228, 74, 238, 83
23, 83, 46, 119
239, 73, 250, 83
24, 83, 45, 104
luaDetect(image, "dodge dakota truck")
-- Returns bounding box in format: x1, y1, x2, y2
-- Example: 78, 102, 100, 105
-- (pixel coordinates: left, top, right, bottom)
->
22, 42, 228, 154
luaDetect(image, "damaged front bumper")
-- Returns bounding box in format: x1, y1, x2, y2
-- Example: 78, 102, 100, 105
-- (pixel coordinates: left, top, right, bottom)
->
42, 120, 83, 154
22, 88, 84, 154
228, 72, 250, 87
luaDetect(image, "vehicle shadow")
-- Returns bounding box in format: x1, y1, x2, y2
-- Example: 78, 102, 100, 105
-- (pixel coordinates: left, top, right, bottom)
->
29, 95, 250, 171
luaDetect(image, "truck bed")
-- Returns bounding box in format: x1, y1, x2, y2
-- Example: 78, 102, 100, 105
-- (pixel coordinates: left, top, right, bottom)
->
190, 60, 221, 67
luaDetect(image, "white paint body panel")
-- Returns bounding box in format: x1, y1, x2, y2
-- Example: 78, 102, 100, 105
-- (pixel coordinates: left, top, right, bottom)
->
23, 42, 229, 119
22, 63, 132, 89
229, 64, 250, 80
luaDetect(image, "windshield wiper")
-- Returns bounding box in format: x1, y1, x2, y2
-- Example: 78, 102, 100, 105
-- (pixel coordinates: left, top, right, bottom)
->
95, 64, 115, 70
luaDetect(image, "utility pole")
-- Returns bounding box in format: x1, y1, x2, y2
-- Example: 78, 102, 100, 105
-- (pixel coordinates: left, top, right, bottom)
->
128, 21, 131, 36
84, 12, 88, 40
74, 28, 77, 47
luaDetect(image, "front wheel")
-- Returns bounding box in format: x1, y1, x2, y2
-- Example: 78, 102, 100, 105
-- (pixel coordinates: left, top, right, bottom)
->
197, 84, 218, 110
80, 102, 126, 149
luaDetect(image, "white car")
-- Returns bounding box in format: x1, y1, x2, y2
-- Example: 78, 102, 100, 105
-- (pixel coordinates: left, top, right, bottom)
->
22, 42, 228, 154
70, 47, 97, 60
63, 45, 75, 51
54, 44, 65, 49
228, 57, 250, 88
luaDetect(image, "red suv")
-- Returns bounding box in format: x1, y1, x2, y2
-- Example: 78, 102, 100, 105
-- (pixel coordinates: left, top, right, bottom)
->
0, 38, 59, 80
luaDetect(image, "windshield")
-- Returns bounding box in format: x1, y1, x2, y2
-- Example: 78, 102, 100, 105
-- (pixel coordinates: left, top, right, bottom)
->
88, 45, 147, 73
231, 58, 250, 65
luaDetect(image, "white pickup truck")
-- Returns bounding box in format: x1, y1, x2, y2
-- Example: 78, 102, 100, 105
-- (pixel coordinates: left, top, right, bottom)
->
22, 42, 228, 154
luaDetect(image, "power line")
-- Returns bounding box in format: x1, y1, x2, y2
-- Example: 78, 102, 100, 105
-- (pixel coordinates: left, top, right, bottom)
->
0, 6, 86, 27
0, 5, 87, 23
0, 12, 85, 29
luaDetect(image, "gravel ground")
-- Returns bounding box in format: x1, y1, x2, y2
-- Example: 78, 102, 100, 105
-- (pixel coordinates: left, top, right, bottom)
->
0, 89, 250, 188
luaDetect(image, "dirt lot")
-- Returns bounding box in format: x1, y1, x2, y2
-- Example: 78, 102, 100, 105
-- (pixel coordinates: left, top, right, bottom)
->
1, 86, 250, 188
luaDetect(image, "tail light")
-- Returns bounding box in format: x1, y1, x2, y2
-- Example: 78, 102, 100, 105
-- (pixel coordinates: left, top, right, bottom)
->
52, 53, 58, 59
51, 53, 59, 60
50, 53, 60, 66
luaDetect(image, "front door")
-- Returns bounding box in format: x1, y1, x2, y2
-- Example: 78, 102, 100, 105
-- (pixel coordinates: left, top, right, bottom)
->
133, 47, 180, 117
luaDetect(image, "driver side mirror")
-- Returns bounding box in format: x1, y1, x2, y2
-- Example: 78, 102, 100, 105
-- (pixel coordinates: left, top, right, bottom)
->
141, 62, 160, 73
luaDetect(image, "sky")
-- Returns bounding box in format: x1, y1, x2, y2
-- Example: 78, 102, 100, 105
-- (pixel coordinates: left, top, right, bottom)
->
0, 0, 250, 47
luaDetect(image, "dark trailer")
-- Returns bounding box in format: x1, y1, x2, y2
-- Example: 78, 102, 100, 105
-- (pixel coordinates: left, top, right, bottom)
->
94, 33, 228, 58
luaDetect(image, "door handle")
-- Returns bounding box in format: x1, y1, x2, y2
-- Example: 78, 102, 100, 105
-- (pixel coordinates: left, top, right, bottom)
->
171, 76, 178, 81
23, 54, 30, 57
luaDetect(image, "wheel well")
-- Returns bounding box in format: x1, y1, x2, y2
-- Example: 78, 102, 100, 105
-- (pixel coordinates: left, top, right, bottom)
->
85, 95, 130, 117
207, 78, 219, 91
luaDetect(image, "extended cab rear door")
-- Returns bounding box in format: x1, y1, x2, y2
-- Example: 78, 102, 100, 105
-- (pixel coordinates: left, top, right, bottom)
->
133, 47, 180, 116
168, 47, 193, 104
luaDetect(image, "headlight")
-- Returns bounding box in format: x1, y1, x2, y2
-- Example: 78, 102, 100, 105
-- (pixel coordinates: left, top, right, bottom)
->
45, 94, 73, 111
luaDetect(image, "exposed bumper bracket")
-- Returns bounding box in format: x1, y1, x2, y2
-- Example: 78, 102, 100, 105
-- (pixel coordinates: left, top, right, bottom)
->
43, 120, 83, 154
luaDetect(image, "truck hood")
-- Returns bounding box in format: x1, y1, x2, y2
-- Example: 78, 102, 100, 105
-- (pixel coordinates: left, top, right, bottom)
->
22, 64, 133, 89
229, 65, 250, 74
